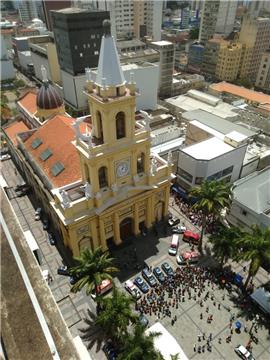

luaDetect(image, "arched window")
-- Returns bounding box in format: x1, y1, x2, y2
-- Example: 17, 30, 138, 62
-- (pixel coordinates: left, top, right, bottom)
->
96, 110, 103, 142
116, 111, 126, 139
98, 166, 108, 188
137, 152, 145, 174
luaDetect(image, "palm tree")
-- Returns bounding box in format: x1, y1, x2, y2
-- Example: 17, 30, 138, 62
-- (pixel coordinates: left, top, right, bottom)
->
95, 287, 138, 340
235, 225, 270, 289
209, 226, 243, 266
189, 180, 231, 253
118, 323, 163, 360
69, 247, 118, 297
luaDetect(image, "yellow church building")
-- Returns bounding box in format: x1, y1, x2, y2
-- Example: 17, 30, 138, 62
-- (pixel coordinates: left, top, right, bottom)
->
50, 21, 172, 256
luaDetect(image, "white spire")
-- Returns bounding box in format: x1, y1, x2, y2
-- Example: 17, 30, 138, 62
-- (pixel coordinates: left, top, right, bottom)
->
96, 20, 125, 88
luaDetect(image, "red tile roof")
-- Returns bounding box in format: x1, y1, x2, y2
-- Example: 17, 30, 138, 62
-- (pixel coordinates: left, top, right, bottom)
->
210, 82, 270, 105
17, 91, 37, 116
4, 120, 30, 145
23, 115, 82, 188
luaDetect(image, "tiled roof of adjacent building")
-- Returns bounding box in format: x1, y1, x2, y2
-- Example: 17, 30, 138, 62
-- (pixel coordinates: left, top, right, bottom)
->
22, 115, 82, 188
4, 120, 31, 145
210, 82, 270, 105
17, 91, 37, 116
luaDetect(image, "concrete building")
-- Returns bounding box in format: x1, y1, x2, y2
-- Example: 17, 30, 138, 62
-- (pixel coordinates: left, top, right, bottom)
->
97, 0, 163, 41
202, 37, 242, 82
51, 7, 109, 76
177, 136, 248, 191
41, 0, 71, 31
0, 28, 14, 50
8, 21, 172, 257
0, 35, 15, 80
29, 35, 61, 84
117, 39, 160, 64
239, 15, 270, 83
255, 50, 270, 94
18, 0, 38, 23
227, 167, 270, 230
187, 42, 205, 73
215, 0, 237, 36
171, 73, 205, 97
180, 7, 190, 29
149, 40, 174, 98
199, 0, 220, 44
17, 50, 32, 71
165, 89, 238, 120
247, 0, 270, 17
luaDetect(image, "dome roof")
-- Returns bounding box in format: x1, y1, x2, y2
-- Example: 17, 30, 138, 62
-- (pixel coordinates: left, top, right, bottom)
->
37, 82, 63, 110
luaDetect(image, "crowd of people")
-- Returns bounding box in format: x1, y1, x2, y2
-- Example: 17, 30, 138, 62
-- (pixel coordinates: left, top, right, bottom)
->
170, 192, 219, 234
135, 265, 258, 354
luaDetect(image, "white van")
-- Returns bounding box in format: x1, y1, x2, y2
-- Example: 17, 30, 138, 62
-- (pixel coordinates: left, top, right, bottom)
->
168, 234, 179, 256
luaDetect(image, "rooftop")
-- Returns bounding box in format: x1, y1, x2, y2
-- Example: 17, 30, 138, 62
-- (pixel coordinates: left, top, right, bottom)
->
183, 109, 256, 138
4, 120, 30, 145
210, 82, 270, 105
165, 90, 238, 119
17, 91, 37, 116
233, 167, 270, 215
151, 40, 173, 46
21, 115, 82, 188
181, 137, 234, 160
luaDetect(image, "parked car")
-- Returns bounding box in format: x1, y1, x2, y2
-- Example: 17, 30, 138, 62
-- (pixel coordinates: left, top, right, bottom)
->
142, 268, 157, 287
153, 266, 165, 283
102, 341, 117, 360
172, 224, 187, 234
182, 230, 200, 244
161, 262, 174, 276
168, 216, 180, 227
57, 265, 70, 276
134, 276, 149, 293
91, 279, 113, 299
43, 219, 49, 230
34, 207, 42, 220
48, 232, 56, 246
0, 147, 9, 155
139, 314, 149, 328
235, 345, 255, 360
0, 154, 11, 161
176, 250, 200, 265
124, 279, 141, 299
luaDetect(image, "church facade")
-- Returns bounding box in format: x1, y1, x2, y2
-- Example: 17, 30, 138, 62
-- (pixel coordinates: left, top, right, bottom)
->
51, 21, 172, 256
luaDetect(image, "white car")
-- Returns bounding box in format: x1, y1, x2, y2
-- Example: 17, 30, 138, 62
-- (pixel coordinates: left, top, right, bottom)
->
125, 280, 141, 299
0, 154, 11, 161
235, 345, 255, 360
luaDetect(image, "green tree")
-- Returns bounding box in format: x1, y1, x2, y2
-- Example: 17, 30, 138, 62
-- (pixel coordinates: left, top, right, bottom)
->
189, 27, 199, 40
209, 226, 242, 266
70, 247, 118, 297
235, 225, 270, 289
189, 180, 232, 253
118, 323, 163, 360
95, 287, 137, 340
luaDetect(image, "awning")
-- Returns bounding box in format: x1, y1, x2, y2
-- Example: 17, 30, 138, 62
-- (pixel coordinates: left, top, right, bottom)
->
250, 288, 270, 314
171, 184, 188, 199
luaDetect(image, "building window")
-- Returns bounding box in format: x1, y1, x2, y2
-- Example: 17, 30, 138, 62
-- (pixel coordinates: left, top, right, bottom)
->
74, 45, 78, 50
99, 166, 108, 188
178, 168, 193, 183
242, 209, 247, 216
222, 166, 233, 177
137, 153, 145, 173
116, 112, 126, 139
94, 51, 99, 55
80, 53, 83, 57
91, 34, 95, 39
96, 110, 103, 141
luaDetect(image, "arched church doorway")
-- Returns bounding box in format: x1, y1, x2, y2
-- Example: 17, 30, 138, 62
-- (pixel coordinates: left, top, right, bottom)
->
78, 236, 92, 252
120, 217, 133, 240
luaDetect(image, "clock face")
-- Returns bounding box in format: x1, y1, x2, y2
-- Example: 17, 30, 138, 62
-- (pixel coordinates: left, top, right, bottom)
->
116, 161, 130, 177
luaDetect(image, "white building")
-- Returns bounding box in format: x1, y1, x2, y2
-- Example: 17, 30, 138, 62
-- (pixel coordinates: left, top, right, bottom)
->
17, 50, 32, 71
177, 136, 248, 191
227, 167, 270, 230
215, 0, 237, 36
18, 0, 38, 23
97, 0, 162, 41
0, 35, 15, 80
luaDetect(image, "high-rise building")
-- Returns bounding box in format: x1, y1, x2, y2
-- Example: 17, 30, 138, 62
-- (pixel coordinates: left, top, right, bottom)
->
255, 50, 270, 93
149, 40, 174, 98
79, 0, 163, 41
199, 0, 237, 44
247, 0, 270, 17
215, 0, 237, 36
181, 7, 190, 29
239, 15, 270, 82
51, 7, 109, 75
18, 0, 38, 22
199, 0, 220, 44
41, 0, 71, 31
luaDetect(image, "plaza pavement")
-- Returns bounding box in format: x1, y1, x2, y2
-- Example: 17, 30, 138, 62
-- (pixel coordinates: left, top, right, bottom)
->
2, 157, 270, 360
